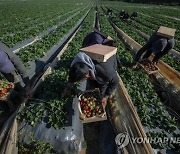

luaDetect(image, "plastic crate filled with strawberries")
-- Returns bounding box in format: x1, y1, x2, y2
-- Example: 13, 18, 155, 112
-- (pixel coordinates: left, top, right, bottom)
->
139, 59, 158, 72
79, 89, 105, 119
0, 81, 13, 99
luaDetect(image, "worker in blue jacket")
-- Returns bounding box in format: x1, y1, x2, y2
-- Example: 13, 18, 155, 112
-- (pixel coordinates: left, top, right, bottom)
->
82, 29, 118, 48
0, 42, 31, 98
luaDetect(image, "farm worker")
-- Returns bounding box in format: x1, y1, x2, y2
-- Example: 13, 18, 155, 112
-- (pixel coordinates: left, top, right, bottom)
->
63, 29, 122, 107
107, 8, 113, 16
119, 10, 125, 18
63, 52, 119, 107
119, 10, 130, 21
63, 30, 122, 154
132, 31, 175, 68
82, 29, 123, 67
0, 42, 31, 98
122, 12, 130, 21
130, 12, 138, 19
63, 53, 119, 154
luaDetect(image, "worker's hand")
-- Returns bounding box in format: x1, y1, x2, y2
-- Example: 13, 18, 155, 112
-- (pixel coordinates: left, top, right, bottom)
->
62, 87, 72, 97
152, 61, 158, 66
132, 64, 138, 69
62, 82, 73, 97
107, 36, 113, 40
121, 66, 126, 70
24, 85, 32, 98
102, 97, 108, 108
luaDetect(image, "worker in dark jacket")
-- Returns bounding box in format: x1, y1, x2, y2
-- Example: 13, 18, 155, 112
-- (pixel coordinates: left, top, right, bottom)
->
119, 10, 125, 18
119, 10, 130, 21
64, 30, 121, 106
0, 42, 31, 98
63, 31, 120, 154
63, 52, 119, 154
133, 31, 175, 68
82, 30, 122, 66
64, 52, 119, 107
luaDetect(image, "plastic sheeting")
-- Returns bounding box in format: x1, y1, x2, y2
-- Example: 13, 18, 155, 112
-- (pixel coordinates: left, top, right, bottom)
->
19, 81, 87, 153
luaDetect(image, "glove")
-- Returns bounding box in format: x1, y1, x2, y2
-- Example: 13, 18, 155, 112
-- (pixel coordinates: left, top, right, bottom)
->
107, 36, 113, 40
62, 87, 71, 97
62, 82, 74, 97
132, 63, 138, 69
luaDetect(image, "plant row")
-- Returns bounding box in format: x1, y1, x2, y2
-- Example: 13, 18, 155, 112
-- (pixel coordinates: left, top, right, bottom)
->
0, 0, 85, 35
16, 9, 88, 67
1, 8, 84, 48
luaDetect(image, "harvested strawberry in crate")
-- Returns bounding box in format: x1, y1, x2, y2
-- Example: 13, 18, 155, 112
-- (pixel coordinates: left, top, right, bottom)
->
78, 89, 107, 123
139, 59, 159, 74
0, 80, 14, 100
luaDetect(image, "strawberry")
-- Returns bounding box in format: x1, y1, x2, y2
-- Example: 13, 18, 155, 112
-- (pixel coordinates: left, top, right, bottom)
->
0, 93, 4, 97
2, 89, 7, 94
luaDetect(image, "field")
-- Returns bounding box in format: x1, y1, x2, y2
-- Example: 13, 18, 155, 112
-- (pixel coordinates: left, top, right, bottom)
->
0, 0, 180, 153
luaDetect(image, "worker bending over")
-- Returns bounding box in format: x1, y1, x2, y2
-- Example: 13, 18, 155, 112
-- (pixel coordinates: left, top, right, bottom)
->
133, 30, 175, 68
63, 30, 122, 154
63, 29, 122, 107
0, 42, 31, 98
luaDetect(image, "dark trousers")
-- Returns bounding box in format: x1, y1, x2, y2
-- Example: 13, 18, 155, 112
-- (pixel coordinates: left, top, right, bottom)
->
142, 49, 152, 59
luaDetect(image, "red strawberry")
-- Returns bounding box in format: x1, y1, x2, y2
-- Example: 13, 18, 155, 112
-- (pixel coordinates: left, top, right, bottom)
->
0, 93, 4, 97
2, 89, 7, 94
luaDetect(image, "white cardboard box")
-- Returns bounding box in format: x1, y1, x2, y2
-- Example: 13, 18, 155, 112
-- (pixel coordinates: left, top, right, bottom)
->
79, 44, 117, 62
157, 26, 176, 39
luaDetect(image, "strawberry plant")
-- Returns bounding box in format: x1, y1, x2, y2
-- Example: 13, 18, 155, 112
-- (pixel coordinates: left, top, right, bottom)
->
18, 133, 55, 154
17, 9, 88, 66
0, 0, 89, 47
